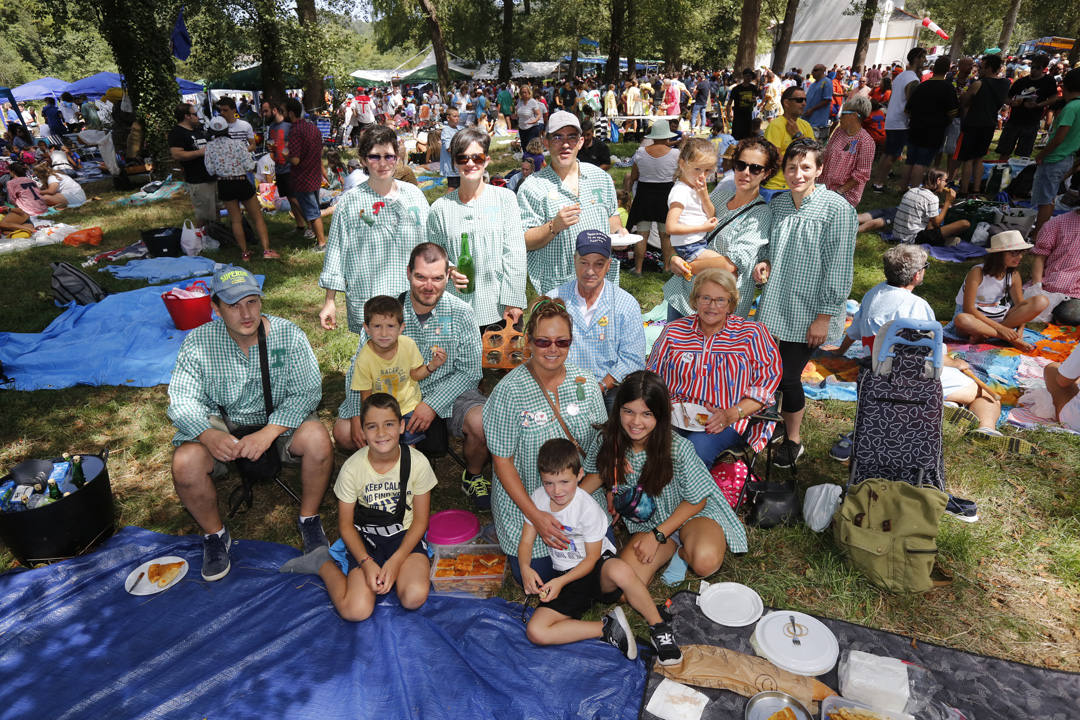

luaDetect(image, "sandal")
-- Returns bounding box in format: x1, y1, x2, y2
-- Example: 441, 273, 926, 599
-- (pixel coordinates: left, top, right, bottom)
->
240, 250, 252, 261
262, 249, 281, 259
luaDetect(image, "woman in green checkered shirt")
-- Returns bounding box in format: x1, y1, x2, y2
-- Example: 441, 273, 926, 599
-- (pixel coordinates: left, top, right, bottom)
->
582, 370, 747, 585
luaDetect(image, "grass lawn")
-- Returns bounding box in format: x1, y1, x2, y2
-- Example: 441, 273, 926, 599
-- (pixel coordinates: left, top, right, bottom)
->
1, 144, 1078, 672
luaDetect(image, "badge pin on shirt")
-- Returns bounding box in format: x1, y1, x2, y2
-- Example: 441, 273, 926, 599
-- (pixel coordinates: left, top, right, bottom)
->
358, 208, 376, 226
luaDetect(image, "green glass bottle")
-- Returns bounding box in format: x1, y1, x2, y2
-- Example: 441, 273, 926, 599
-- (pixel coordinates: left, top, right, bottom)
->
48, 478, 62, 500
71, 455, 86, 488
457, 232, 476, 294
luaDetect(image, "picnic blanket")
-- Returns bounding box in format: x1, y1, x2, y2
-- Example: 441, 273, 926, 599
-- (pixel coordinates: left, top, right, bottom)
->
102, 256, 218, 284
920, 241, 988, 263
0, 275, 262, 391
109, 180, 184, 207
0, 526, 645, 720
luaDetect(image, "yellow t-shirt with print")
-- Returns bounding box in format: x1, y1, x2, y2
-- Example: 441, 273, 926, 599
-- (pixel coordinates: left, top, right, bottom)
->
763, 116, 815, 190
334, 446, 437, 530
350, 335, 424, 415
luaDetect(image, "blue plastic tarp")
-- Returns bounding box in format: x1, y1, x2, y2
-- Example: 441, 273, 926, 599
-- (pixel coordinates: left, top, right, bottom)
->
103, 256, 218, 284
11, 77, 68, 102
0, 526, 646, 719
0, 275, 262, 391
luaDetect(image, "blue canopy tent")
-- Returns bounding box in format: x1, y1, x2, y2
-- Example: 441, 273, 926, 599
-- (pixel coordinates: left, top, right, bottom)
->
11, 77, 69, 102
0, 87, 27, 133
63, 72, 203, 98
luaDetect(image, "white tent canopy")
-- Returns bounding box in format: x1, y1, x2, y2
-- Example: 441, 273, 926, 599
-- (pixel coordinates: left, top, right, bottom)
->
472, 61, 560, 80
349, 46, 474, 86
349, 68, 397, 83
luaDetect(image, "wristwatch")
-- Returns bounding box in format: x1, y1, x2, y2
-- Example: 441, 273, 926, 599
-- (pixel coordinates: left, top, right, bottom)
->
652, 528, 668, 544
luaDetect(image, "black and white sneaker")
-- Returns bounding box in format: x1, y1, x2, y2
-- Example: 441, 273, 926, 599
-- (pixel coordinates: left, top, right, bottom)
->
945, 495, 979, 523
773, 440, 804, 469
601, 606, 637, 660
649, 621, 683, 666
201, 527, 232, 582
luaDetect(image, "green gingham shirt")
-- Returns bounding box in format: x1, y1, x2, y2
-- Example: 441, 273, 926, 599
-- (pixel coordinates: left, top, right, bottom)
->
756, 188, 857, 343
483, 363, 607, 558
583, 431, 748, 553
338, 291, 482, 420
168, 315, 322, 445
427, 184, 528, 326
663, 187, 771, 319
517, 163, 620, 294
319, 180, 431, 333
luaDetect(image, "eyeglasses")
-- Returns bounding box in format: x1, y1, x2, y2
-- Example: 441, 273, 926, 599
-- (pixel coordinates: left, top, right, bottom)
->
733, 159, 766, 175
697, 295, 731, 307
840, 110, 858, 116
549, 133, 581, 145
920, 263, 930, 271
366, 153, 397, 163
531, 337, 572, 348
455, 152, 487, 166
789, 97, 807, 103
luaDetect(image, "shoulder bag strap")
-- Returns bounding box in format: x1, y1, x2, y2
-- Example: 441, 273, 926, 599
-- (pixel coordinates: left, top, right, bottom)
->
526, 363, 585, 458
257, 319, 274, 423
703, 200, 766, 247
393, 445, 413, 524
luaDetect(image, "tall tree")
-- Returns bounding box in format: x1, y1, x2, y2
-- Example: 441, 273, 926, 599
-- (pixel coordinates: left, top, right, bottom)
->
947, 22, 968, 61
771, 0, 800, 73
734, 0, 762, 72
852, 0, 879, 72
295, 0, 325, 111
997, 0, 1021, 54
605, 0, 626, 85
417, 0, 451, 90
624, 0, 636, 79
499, 0, 513, 83
253, 0, 287, 102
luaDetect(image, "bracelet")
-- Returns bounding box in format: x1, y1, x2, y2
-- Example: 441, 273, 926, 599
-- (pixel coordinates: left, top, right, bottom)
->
425, 363, 433, 373
736, 405, 745, 420
358, 556, 371, 566
549, 219, 556, 236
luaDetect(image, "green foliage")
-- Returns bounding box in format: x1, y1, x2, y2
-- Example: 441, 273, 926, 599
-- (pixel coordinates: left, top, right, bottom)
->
0, 1, 115, 86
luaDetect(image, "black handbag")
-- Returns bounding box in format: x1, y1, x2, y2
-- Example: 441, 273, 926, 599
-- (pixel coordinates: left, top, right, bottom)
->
744, 480, 799, 529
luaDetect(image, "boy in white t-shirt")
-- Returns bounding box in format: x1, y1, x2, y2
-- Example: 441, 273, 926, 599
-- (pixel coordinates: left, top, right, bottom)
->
519, 439, 682, 665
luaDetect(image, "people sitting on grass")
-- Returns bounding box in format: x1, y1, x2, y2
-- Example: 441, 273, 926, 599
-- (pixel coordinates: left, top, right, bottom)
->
168, 266, 332, 582
33, 162, 86, 209
951, 231, 1049, 353
1028, 201, 1080, 323
5, 162, 48, 218
856, 169, 969, 245
1044, 344, 1080, 433
519, 438, 682, 665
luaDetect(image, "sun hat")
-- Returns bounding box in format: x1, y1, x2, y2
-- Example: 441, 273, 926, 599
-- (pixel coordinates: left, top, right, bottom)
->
986, 230, 1034, 253
211, 266, 263, 304
547, 110, 581, 135
645, 121, 677, 141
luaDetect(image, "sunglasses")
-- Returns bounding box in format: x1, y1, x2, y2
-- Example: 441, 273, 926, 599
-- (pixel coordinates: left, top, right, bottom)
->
455, 152, 487, 166
366, 153, 397, 163
733, 159, 766, 175
789, 97, 807, 103
531, 338, 572, 348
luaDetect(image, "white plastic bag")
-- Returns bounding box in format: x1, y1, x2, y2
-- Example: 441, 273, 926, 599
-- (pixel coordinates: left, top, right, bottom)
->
31, 223, 78, 246
180, 220, 204, 256
802, 483, 843, 532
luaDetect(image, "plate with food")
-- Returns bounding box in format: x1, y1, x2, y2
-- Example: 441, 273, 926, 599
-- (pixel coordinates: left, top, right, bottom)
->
125, 556, 188, 595
744, 691, 812, 720
671, 401, 712, 432
609, 232, 643, 249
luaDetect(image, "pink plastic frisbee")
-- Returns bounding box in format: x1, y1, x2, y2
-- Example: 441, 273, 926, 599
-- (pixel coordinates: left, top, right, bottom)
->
427, 509, 481, 546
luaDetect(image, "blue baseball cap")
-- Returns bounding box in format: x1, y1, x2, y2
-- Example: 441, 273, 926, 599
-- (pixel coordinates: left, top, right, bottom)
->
211, 266, 263, 304
575, 229, 611, 258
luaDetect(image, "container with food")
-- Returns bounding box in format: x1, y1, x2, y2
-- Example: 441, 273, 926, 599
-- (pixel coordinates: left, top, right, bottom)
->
744, 690, 812, 720
429, 542, 507, 598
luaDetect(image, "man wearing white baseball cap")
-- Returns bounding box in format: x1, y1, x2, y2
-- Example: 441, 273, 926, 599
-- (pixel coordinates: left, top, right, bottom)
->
517, 110, 630, 294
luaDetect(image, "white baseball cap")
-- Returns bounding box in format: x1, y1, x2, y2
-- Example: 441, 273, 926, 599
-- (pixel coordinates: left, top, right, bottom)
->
546, 111, 581, 135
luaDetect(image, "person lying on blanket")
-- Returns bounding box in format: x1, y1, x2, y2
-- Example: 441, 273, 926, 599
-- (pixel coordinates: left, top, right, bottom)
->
1044, 344, 1080, 432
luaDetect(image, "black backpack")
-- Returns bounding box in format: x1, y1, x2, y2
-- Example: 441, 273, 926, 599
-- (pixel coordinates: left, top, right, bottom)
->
50, 262, 107, 305
1006, 164, 1036, 199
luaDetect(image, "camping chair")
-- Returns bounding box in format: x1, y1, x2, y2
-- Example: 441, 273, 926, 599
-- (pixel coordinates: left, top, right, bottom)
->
226, 468, 302, 519
716, 394, 792, 512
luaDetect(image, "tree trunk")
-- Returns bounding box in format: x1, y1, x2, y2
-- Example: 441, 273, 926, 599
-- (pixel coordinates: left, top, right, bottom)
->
772, 0, 800, 73
569, 17, 580, 81
997, 0, 1022, 53
605, 0, 625, 85
96, 0, 178, 177
948, 22, 968, 63
625, 0, 636, 79
254, 0, 287, 103
295, 0, 325, 112
734, 0, 762, 73
852, 0, 878, 72
523, 0, 530, 15
418, 0, 452, 92
499, 0, 513, 82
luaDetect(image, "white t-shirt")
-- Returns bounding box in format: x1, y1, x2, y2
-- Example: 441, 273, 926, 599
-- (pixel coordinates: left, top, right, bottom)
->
631, 145, 680, 183
356, 96, 376, 124
884, 70, 919, 130
227, 118, 255, 145
49, 174, 86, 207
846, 282, 937, 341
668, 180, 709, 247
1056, 345, 1080, 430
525, 486, 615, 571
342, 168, 368, 193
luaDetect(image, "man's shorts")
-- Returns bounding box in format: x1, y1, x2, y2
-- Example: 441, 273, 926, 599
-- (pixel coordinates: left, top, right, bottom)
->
540, 550, 620, 619
1032, 155, 1075, 207
414, 387, 487, 457
187, 180, 217, 225
346, 528, 428, 571
868, 206, 897, 225
956, 126, 994, 161
996, 122, 1039, 158
295, 190, 321, 221
275, 171, 294, 198
905, 143, 939, 167
943, 118, 962, 155
207, 414, 315, 479
883, 129, 909, 157
940, 366, 975, 399
1060, 394, 1080, 432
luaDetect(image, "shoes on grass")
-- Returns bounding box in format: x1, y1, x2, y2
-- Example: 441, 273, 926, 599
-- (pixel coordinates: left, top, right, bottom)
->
943, 404, 980, 432
298, 515, 329, 555
462, 470, 492, 510
201, 527, 232, 582
829, 432, 853, 463
601, 606, 637, 661
967, 427, 1038, 455
773, 439, 804, 469
945, 495, 979, 523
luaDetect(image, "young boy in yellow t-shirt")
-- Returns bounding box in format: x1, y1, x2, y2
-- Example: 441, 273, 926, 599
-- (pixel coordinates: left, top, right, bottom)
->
350, 295, 446, 447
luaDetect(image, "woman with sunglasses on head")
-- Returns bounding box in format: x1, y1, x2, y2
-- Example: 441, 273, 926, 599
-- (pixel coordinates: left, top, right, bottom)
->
482, 297, 608, 587
319, 125, 430, 334
752, 138, 858, 469
427, 126, 527, 331
662, 137, 778, 322
580, 370, 748, 585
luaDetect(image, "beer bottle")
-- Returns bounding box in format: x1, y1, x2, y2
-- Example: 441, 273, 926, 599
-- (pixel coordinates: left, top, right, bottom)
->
457, 232, 476, 294
71, 455, 86, 489
48, 478, 62, 500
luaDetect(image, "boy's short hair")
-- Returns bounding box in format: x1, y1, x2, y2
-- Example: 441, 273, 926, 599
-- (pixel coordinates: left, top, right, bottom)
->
363, 295, 404, 325
360, 392, 403, 423
537, 438, 581, 477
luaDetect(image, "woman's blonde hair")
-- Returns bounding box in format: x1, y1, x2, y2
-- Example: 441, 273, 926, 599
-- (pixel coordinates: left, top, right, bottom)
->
689, 268, 739, 311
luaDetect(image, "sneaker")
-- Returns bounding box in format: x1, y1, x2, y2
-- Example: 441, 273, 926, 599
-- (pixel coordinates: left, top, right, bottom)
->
943, 405, 980, 432
829, 432, 853, 463
461, 470, 492, 510
871, 183, 885, 193
303, 228, 315, 240
201, 528, 232, 581
945, 495, 979, 523
601, 606, 637, 661
968, 427, 1039, 456
649, 621, 683, 665
312, 242, 327, 253
773, 439, 804, 469
298, 516, 329, 555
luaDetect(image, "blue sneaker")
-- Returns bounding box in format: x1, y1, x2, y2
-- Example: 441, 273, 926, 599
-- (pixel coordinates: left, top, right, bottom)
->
298, 516, 329, 555
201, 528, 232, 581
829, 432, 853, 463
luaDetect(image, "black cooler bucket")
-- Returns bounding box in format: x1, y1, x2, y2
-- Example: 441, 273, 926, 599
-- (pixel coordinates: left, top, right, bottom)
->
0, 450, 115, 565
141, 227, 183, 257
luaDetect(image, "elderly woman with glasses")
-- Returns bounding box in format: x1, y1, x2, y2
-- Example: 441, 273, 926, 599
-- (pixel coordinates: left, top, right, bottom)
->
427, 126, 527, 330
483, 296, 609, 587
821, 95, 876, 207
319, 124, 431, 334
647, 268, 781, 467
761, 86, 815, 199
663, 137, 778, 322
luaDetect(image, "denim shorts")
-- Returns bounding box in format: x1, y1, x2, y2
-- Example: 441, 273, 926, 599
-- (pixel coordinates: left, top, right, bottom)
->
295, 190, 320, 221
673, 239, 708, 262
1032, 155, 1075, 207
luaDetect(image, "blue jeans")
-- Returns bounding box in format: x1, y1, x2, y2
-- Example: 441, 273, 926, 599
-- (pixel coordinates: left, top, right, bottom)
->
692, 104, 707, 127
675, 425, 745, 467
1032, 155, 1074, 207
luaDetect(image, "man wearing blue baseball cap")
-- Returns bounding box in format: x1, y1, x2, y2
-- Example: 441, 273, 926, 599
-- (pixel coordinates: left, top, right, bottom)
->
550, 229, 646, 409
168, 266, 333, 581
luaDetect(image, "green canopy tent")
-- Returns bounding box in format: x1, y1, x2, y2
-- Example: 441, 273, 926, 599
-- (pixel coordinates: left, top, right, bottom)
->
206, 65, 302, 91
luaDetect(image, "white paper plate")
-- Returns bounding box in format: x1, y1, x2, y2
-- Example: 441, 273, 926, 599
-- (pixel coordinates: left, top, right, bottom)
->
610, 232, 643, 248
753, 610, 839, 677
697, 582, 764, 627
125, 556, 188, 595
671, 402, 710, 432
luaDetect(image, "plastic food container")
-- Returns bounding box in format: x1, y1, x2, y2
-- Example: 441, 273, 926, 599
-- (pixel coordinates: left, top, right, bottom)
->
429, 542, 506, 598
820, 695, 914, 720
426, 509, 480, 553
838, 650, 910, 713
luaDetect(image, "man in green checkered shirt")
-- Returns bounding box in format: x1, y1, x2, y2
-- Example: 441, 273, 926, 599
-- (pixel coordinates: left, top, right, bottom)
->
168, 267, 333, 582
334, 243, 493, 509
518, 111, 631, 294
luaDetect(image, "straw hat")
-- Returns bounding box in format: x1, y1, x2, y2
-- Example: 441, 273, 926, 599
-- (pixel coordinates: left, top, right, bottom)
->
645, 121, 677, 140
986, 230, 1033, 253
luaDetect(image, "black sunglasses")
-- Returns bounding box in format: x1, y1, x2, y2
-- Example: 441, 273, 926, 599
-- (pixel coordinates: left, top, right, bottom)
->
733, 159, 766, 175
789, 97, 807, 103
531, 338, 572, 348
455, 152, 487, 165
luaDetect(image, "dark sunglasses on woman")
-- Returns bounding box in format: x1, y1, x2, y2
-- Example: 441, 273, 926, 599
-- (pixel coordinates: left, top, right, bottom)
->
455, 152, 487, 165
733, 159, 766, 175
531, 338, 572, 348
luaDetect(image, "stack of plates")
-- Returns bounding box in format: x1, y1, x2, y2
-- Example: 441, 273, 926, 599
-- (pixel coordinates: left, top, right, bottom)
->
751, 611, 839, 677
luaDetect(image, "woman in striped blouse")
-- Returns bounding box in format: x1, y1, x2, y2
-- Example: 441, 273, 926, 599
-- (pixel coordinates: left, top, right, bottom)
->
646, 268, 781, 467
